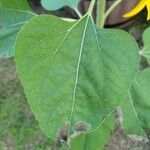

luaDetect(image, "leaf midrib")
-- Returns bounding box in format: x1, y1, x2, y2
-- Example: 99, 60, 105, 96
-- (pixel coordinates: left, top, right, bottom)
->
68, 16, 90, 132
68, 16, 105, 133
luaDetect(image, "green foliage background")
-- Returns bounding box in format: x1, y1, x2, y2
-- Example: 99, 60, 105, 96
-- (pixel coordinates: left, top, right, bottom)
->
0, 59, 53, 149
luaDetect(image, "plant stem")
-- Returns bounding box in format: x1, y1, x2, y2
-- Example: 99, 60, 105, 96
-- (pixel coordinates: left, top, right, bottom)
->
96, 0, 106, 28
104, 0, 122, 19
74, 7, 82, 18
87, 0, 96, 16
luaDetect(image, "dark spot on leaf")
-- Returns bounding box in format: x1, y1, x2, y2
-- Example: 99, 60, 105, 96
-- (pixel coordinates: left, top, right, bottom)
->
74, 121, 91, 132
57, 122, 69, 143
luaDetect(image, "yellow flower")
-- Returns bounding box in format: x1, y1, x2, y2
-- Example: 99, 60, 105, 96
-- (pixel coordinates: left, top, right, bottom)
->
123, 0, 150, 20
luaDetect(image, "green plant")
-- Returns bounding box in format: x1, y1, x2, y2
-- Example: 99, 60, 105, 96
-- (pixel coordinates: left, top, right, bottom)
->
0, 0, 150, 149
0, 0, 35, 56
140, 27, 150, 64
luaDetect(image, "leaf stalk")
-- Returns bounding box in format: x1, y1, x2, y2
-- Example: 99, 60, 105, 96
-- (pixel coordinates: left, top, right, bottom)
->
74, 7, 82, 18
96, 0, 106, 28
87, 0, 96, 16
104, 0, 122, 19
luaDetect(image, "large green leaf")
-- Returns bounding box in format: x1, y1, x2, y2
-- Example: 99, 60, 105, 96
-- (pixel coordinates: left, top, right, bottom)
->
0, 9, 36, 56
15, 14, 139, 139
121, 68, 150, 137
140, 27, 150, 64
0, 0, 31, 10
41, 0, 80, 11
69, 115, 115, 150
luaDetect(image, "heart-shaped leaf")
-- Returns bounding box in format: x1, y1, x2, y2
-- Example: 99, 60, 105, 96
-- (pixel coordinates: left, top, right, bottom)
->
140, 27, 150, 64
41, 0, 80, 11
121, 68, 150, 137
0, 0, 31, 10
0, 9, 36, 56
15, 14, 139, 139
